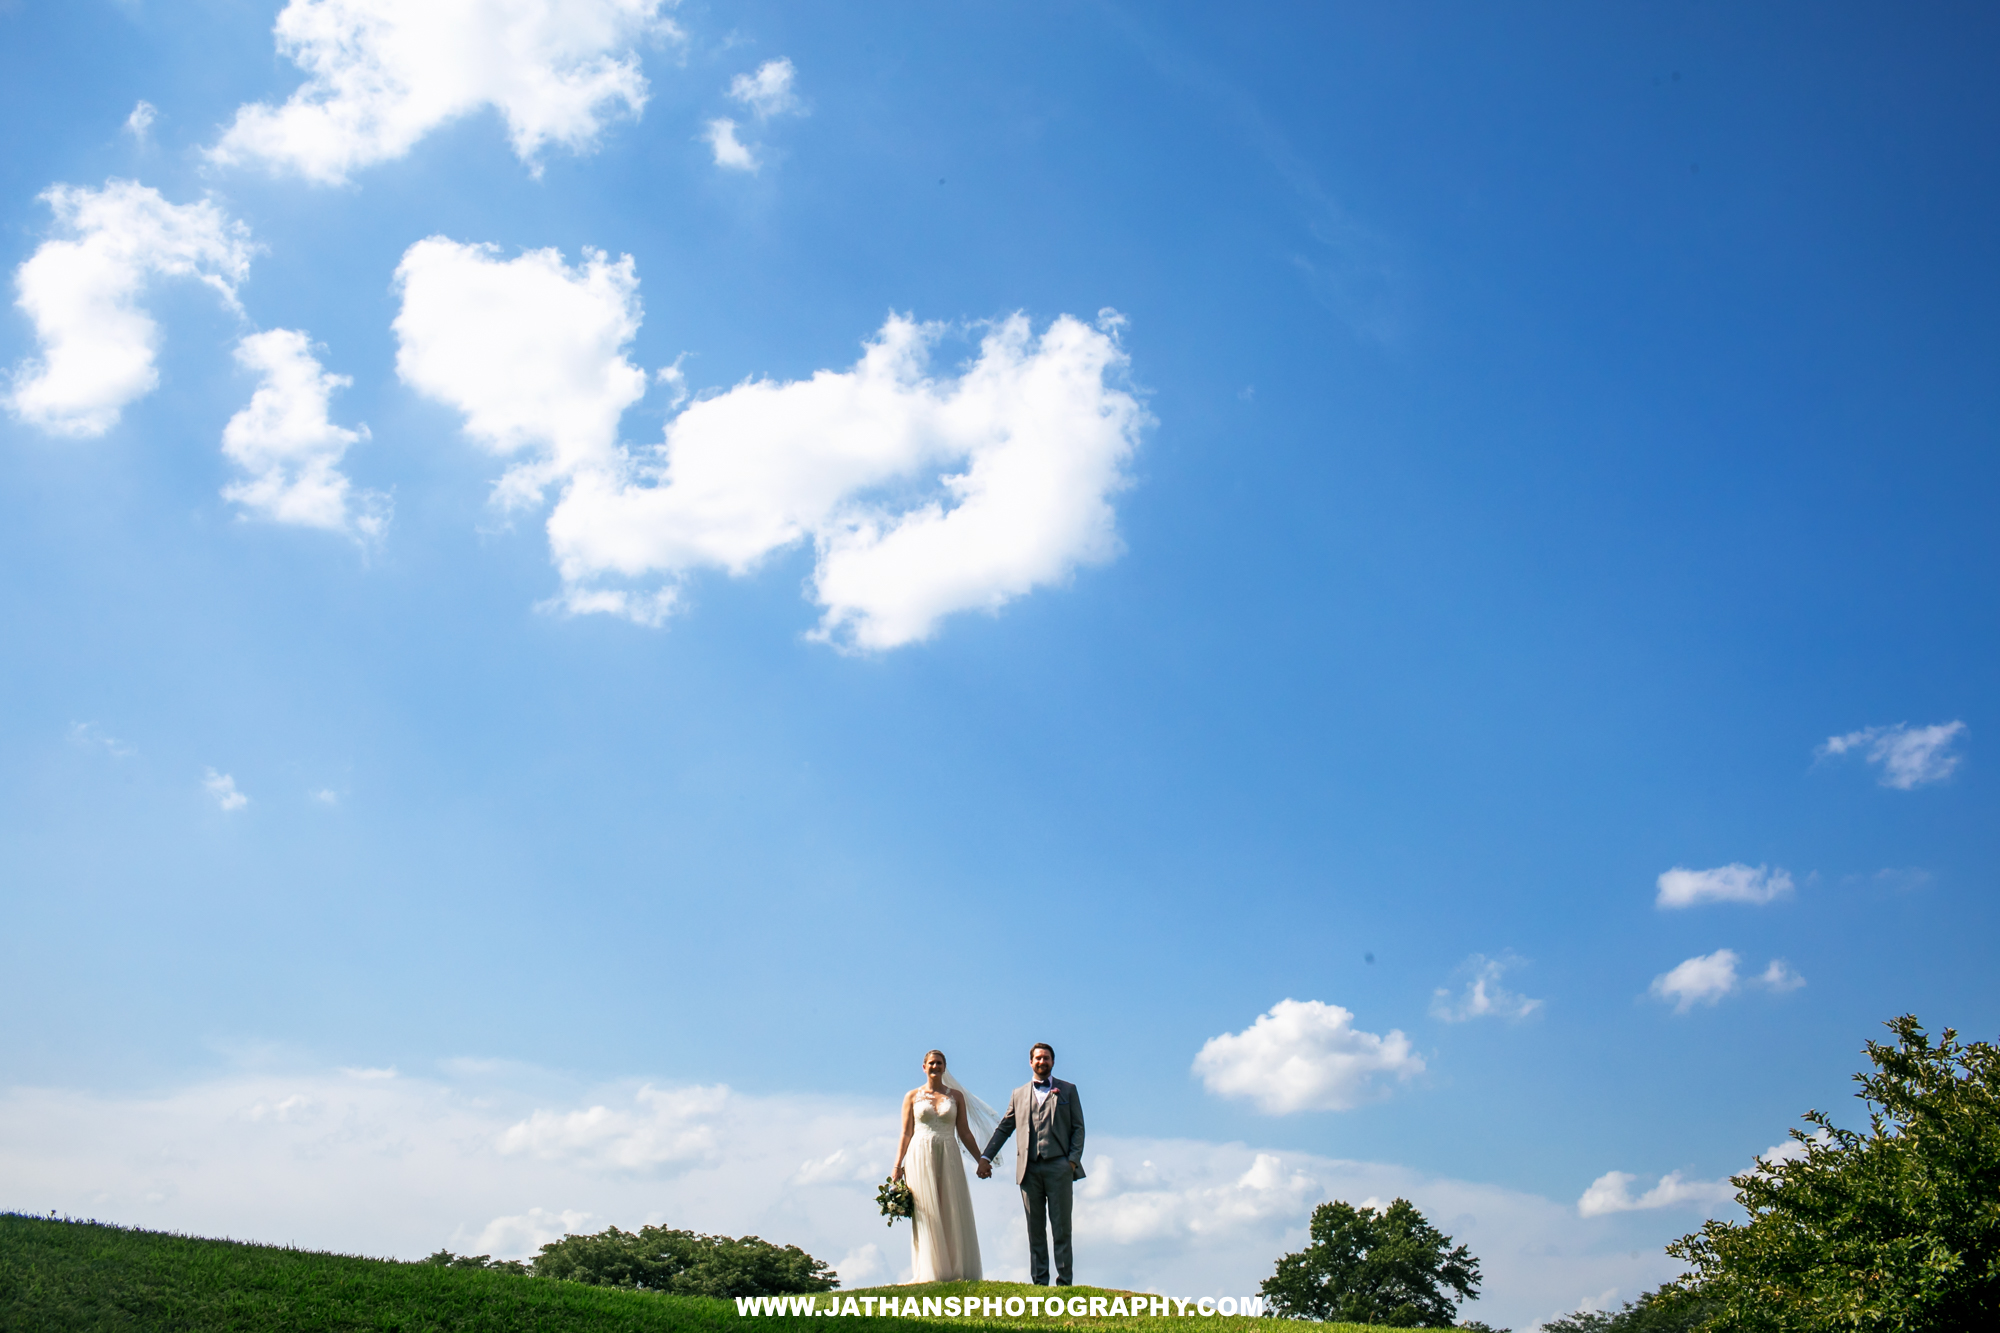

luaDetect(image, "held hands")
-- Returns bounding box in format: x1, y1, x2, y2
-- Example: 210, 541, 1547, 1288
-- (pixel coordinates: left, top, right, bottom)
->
975, 1156, 992, 1179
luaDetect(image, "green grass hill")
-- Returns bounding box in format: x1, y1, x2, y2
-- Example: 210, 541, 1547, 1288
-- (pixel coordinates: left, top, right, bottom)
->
0, 1213, 1369, 1332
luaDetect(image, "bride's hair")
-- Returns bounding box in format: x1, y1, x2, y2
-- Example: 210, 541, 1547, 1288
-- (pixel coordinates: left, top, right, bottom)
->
923, 1049, 948, 1068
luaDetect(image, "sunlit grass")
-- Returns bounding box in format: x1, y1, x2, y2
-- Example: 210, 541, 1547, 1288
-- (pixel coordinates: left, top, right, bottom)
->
0, 1213, 1381, 1331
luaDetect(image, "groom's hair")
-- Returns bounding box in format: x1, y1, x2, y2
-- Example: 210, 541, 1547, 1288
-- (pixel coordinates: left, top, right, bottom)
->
1030, 1042, 1055, 1060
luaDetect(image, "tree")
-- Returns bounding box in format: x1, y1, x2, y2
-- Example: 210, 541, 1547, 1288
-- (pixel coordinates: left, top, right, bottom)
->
530, 1225, 838, 1297
1261, 1197, 1482, 1326
420, 1249, 528, 1275
1667, 1015, 2000, 1331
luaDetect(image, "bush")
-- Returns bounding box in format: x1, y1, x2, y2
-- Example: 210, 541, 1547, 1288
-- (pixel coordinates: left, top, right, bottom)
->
531, 1225, 838, 1297
1260, 1197, 1481, 1326
1667, 1014, 2000, 1331
420, 1249, 529, 1274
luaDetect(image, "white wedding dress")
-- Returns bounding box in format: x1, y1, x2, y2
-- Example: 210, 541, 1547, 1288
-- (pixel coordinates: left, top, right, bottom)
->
905, 1091, 983, 1283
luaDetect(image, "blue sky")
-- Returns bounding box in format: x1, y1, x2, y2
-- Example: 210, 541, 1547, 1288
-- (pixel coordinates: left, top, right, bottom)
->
3, 2, 1996, 1325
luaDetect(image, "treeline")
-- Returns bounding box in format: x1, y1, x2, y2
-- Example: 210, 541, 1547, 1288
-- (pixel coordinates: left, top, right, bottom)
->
425, 1225, 837, 1298
1256, 1013, 1999, 1332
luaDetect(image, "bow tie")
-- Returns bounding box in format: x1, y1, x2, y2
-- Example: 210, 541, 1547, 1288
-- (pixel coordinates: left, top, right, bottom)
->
1033, 1080, 1053, 1091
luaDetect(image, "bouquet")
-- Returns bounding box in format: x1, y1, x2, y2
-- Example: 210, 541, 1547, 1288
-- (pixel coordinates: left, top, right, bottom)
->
876, 1176, 915, 1226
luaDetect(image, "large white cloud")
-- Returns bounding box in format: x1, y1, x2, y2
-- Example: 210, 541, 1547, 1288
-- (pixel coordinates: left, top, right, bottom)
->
1818, 721, 1967, 789
6, 180, 253, 437
1655, 863, 1794, 910
0, 1064, 1697, 1328
222, 329, 386, 538
393, 237, 1145, 649
393, 239, 646, 507
1192, 999, 1424, 1113
208, 0, 678, 184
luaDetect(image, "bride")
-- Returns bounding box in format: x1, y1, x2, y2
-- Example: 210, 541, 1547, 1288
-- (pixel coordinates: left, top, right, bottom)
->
892, 1049, 996, 1283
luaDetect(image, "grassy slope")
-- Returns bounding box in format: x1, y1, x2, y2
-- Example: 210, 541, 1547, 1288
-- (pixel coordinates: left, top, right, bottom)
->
0, 1215, 1376, 1333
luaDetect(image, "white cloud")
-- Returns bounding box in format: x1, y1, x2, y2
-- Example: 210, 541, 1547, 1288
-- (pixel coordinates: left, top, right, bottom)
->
69, 722, 134, 758
1655, 863, 1794, 909
1754, 959, 1806, 994
1819, 721, 1967, 789
222, 329, 387, 539
202, 769, 249, 812
207, 0, 679, 184
1648, 949, 1738, 1012
0, 1064, 1699, 1328
473, 1206, 592, 1256
1430, 953, 1543, 1023
704, 117, 756, 170
497, 1084, 730, 1171
1754, 1130, 1829, 1172
1192, 999, 1424, 1113
393, 238, 1145, 649
831, 1242, 888, 1288
393, 239, 646, 507
1576, 1169, 1734, 1218
1649, 949, 1803, 1013
124, 101, 157, 141
6, 180, 253, 437
729, 58, 799, 119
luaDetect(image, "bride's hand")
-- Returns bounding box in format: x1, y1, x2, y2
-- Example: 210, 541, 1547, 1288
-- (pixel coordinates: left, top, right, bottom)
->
893, 1164, 906, 1181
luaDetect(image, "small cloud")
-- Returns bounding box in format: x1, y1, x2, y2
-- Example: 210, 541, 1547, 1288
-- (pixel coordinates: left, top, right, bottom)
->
7, 180, 254, 437
1656, 863, 1794, 909
339, 1066, 397, 1080
473, 1207, 593, 1260
1192, 998, 1424, 1113
310, 788, 339, 805
1577, 1169, 1733, 1217
124, 101, 157, 141
1753, 959, 1806, 994
1754, 1130, 1830, 1173
1869, 867, 1932, 893
1818, 720, 1966, 789
727, 58, 799, 119
202, 768, 248, 812
222, 329, 386, 540
1649, 949, 1801, 1012
831, 1243, 886, 1288
655, 355, 690, 410
704, 117, 756, 171
1649, 949, 1738, 1012
1430, 953, 1543, 1023
69, 722, 134, 758
243, 1093, 317, 1124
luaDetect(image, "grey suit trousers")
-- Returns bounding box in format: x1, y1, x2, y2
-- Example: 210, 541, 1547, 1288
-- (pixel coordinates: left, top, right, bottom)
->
1021, 1159, 1074, 1286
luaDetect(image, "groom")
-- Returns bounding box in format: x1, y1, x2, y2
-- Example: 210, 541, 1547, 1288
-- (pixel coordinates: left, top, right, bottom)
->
978, 1042, 1086, 1286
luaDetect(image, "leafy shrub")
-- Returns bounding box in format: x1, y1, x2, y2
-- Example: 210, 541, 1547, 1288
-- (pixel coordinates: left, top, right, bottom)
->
1666, 1015, 2000, 1332
531, 1225, 838, 1297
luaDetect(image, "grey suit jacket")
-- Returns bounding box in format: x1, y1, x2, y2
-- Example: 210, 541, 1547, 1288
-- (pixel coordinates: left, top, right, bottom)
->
982, 1078, 1086, 1185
